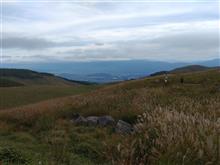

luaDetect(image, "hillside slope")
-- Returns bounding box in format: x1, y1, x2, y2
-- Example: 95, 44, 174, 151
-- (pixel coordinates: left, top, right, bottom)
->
170, 65, 209, 73
0, 69, 97, 110
150, 65, 219, 76
0, 68, 79, 87
0, 69, 219, 164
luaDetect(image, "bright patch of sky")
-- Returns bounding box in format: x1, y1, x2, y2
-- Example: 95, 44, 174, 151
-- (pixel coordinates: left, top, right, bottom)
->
2, 0, 219, 62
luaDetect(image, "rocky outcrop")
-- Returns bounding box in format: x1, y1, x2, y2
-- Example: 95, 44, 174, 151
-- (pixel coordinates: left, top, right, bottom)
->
72, 115, 116, 127
71, 115, 133, 135
115, 120, 133, 135
98, 115, 115, 126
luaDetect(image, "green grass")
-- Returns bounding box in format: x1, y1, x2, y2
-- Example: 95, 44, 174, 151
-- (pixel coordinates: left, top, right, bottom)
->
0, 78, 24, 87
0, 85, 96, 110
0, 119, 118, 165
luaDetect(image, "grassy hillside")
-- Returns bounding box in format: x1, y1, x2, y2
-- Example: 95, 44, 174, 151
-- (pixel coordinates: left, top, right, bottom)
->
0, 68, 79, 87
170, 65, 209, 73
0, 68, 98, 110
0, 69, 219, 164
150, 65, 219, 76
0, 85, 96, 110
0, 78, 24, 87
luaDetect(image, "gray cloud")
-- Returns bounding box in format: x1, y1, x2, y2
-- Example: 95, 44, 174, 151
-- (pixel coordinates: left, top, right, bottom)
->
2, 36, 90, 50
60, 30, 219, 61
2, 1, 219, 62
2, 36, 58, 49
4, 29, 218, 62
151, 32, 219, 50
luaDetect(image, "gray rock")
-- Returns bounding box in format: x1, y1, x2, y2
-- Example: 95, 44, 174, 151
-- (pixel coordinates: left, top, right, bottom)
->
116, 120, 133, 134
72, 116, 88, 125
86, 116, 99, 126
98, 115, 115, 126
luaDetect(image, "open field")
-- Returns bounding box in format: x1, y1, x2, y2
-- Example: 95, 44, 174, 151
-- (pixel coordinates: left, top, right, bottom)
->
0, 69, 219, 164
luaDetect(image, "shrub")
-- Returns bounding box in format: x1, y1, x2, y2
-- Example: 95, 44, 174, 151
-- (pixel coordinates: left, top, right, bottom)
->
0, 147, 30, 164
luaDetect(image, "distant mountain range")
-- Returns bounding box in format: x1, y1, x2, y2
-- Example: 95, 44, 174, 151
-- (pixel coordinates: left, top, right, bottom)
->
1, 58, 219, 83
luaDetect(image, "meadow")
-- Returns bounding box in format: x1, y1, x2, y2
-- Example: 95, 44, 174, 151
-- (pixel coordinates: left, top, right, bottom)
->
0, 85, 96, 110
0, 69, 219, 164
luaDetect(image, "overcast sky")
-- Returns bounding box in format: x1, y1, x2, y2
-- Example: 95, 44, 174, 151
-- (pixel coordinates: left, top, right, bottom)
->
2, 0, 219, 63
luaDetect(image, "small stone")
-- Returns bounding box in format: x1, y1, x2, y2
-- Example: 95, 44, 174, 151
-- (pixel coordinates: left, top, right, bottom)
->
116, 120, 133, 134
72, 116, 88, 125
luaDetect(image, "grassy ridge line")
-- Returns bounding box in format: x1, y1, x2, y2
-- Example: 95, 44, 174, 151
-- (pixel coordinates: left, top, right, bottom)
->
0, 68, 83, 87
1, 68, 219, 112
0, 69, 219, 126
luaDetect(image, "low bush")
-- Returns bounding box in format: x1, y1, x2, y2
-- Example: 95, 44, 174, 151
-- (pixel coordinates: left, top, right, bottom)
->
0, 147, 30, 164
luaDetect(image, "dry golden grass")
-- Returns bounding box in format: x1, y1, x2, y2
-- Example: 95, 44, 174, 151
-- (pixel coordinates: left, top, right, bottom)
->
113, 105, 219, 164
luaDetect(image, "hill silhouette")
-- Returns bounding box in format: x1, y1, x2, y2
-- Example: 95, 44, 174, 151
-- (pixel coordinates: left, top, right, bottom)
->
0, 68, 87, 87
150, 65, 219, 76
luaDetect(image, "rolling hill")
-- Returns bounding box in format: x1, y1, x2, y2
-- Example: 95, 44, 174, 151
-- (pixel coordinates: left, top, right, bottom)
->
0, 68, 219, 164
170, 65, 210, 73
0, 69, 97, 110
0, 68, 80, 87
150, 65, 219, 76
2, 58, 219, 83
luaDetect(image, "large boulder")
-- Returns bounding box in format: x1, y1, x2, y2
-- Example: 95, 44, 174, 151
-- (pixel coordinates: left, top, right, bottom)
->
86, 116, 99, 126
98, 115, 115, 126
115, 120, 133, 134
72, 116, 88, 125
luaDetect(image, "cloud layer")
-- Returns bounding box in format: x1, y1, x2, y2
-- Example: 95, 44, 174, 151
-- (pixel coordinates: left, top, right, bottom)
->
2, 0, 219, 62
